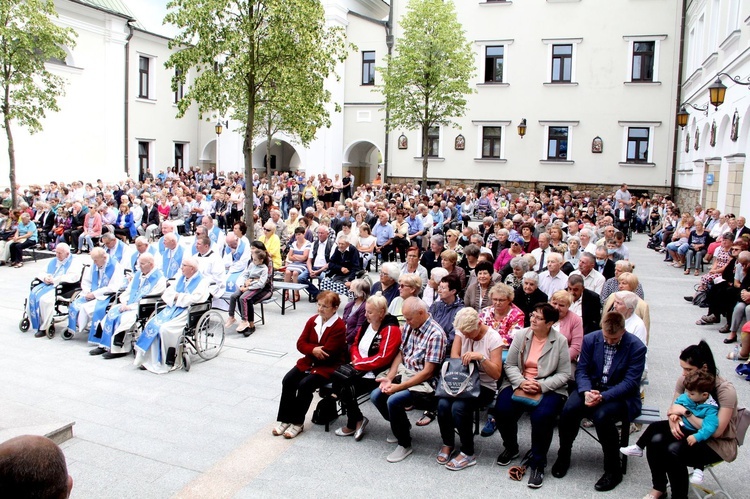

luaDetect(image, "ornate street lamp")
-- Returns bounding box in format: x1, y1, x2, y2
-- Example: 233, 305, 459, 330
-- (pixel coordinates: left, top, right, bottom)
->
517, 118, 527, 138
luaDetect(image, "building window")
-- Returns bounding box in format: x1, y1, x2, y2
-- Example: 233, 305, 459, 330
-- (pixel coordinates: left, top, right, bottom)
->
174, 143, 184, 171
626, 127, 649, 163
482, 127, 502, 158
425, 126, 440, 157
631, 42, 654, 81
174, 68, 184, 103
138, 141, 150, 179
139, 56, 150, 99
551, 44, 572, 83
362, 51, 375, 85
484, 46, 504, 83
547, 127, 568, 159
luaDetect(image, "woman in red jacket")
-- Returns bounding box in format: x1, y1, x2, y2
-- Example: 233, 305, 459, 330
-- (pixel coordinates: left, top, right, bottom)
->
272, 291, 347, 439
334, 294, 402, 441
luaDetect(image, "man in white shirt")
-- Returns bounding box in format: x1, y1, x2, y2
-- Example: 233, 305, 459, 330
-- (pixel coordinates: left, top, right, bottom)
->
530, 233, 551, 272
195, 235, 226, 298
570, 252, 605, 295
538, 253, 568, 297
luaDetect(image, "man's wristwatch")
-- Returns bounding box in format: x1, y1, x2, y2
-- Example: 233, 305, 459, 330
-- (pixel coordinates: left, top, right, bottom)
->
684, 409, 693, 417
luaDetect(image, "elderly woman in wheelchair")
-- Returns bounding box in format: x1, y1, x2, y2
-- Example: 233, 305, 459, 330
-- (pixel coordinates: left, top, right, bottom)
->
66, 247, 125, 340
134, 256, 223, 373
21, 243, 83, 338
88, 253, 167, 359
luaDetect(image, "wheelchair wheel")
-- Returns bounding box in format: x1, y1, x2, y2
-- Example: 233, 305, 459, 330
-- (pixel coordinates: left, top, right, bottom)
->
19, 317, 30, 332
182, 352, 191, 372
47, 323, 56, 339
62, 329, 74, 340
194, 310, 224, 360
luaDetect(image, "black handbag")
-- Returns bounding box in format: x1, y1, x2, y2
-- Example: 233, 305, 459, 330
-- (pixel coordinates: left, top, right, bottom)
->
435, 359, 481, 399
331, 363, 359, 384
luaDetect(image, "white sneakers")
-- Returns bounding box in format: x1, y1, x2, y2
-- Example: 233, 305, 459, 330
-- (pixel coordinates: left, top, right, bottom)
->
272, 422, 290, 436
619, 444, 644, 457
690, 468, 704, 484
386, 445, 413, 463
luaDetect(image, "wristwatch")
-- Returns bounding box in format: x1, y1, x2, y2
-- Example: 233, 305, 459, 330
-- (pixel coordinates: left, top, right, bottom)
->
479, 355, 486, 365
684, 409, 693, 417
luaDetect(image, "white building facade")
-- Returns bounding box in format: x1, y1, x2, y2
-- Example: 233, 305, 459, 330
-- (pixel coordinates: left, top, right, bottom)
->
0, 0, 208, 186
368, 0, 683, 194
675, 0, 749, 217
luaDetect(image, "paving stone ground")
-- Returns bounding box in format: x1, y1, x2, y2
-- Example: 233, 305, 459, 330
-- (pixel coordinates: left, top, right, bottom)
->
2, 233, 748, 498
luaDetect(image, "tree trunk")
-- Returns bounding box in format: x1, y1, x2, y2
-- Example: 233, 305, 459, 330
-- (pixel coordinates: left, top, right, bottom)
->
3, 87, 17, 208
265, 124, 272, 179
244, 81, 256, 241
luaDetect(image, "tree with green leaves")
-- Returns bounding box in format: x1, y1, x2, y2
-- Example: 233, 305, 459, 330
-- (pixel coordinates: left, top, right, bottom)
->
379, 0, 474, 194
165, 0, 348, 240
0, 0, 76, 207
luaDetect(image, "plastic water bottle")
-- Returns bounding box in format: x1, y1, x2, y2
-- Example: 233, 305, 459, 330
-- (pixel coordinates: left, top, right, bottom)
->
732, 344, 740, 360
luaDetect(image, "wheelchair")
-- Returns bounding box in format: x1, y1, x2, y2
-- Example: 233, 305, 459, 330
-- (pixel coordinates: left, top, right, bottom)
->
176, 299, 225, 371
19, 266, 87, 339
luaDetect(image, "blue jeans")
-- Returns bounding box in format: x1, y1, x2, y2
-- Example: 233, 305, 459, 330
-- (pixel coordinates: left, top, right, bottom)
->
298, 266, 325, 298
371, 386, 415, 448
494, 386, 566, 470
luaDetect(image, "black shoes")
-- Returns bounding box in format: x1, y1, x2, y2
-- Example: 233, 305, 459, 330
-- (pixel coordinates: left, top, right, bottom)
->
495, 448, 519, 466
551, 452, 571, 478
242, 326, 256, 337
102, 352, 128, 359
684, 295, 694, 302
89, 347, 106, 356
527, 467, 544, 488
594, 472, 622, 491
34, 330, 46, 338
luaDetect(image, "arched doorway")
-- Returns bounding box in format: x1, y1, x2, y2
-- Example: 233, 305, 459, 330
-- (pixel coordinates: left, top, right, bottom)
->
252, 139, 301, 175
343, 140, 382, 186
200, 139, 217, 172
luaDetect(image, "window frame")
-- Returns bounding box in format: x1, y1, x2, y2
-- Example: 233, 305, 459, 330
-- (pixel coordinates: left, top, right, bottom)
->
174, 68, 185, 104
618, 121, 660, 166
138, 56, 150, 99
174, 143, 185, 171
361, 51, 376, 86
484, 45, 504, 83
481, 126, 503, 158
631, 41, 655, 82
138, 141, 151, 179
624, 35, 666, 83
425, 126, 440, 157
546, 126, 569, 160
551, 44, 573, 83
625, 127, 650, 163
542, 38, 581, 84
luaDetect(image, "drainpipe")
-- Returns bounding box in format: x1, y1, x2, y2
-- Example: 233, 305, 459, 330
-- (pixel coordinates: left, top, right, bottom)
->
383, 2, 394, 183
670, 0, 687, 201
124, 20, 135, 177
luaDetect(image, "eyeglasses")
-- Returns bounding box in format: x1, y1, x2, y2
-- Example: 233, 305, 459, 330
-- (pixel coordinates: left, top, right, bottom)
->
731, 248, 741, 252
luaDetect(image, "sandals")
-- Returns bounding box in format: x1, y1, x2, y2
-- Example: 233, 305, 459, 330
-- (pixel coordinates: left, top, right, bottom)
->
293, 291, 301, 303
436, 445, 453, 465
684, 269, 690, 275
445, 452, 476, 471
416, 411, 436, 427
696, 314, 719, 325
727, 350, 749, 361
283, 424, 304, 439
695, 269, 700, 276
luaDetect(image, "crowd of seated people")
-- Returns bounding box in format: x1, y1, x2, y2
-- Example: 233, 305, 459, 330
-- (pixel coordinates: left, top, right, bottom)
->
14, 173, 746, 490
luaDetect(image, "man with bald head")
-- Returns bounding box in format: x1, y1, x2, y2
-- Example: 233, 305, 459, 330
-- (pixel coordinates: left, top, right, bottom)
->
67, 247, 125, 338
90, 253, 167, 359
371, 297, 447, 463
135, 256, 210, 373
129, 236, 162, 273
160, 232, 184, 279
0, 435, 72, 498
201, 215, 225, 255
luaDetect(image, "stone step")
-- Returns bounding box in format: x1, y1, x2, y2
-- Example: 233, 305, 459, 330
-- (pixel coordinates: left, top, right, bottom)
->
0, 400, 75, 445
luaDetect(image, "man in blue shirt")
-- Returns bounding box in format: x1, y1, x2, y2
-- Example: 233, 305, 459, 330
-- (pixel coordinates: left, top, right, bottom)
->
430, 204, 444, 234
372, 211, 394, 263
405, 208, 425, 251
